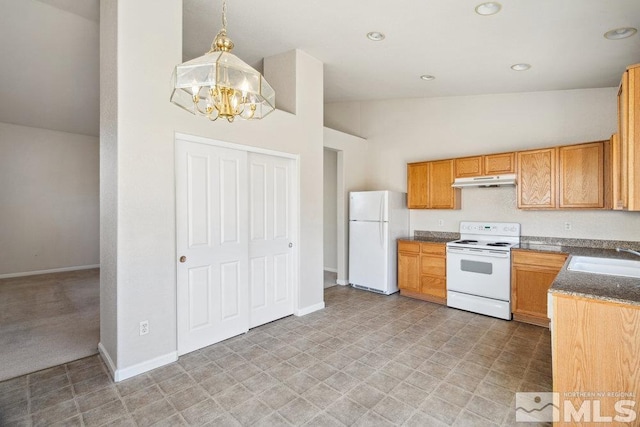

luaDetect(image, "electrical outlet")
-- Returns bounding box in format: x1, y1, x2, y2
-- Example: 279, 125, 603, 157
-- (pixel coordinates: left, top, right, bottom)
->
139, 320, 149, 336
564, 222, 572, 231
438, 219, 444, 227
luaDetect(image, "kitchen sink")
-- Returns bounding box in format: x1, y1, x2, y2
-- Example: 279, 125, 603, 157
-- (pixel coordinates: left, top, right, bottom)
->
567, 256, 640, 279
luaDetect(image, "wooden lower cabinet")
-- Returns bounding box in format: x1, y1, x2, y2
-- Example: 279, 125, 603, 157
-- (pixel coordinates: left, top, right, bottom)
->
511, 249, 568, 327
398, 242, 420, 293
552, 294, 640, 426
398, 240, 446, 304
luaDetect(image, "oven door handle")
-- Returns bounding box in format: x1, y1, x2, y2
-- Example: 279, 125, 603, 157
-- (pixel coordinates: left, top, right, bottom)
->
447, 247, 510, 258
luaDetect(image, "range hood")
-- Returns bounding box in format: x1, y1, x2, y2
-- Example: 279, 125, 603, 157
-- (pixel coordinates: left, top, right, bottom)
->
452, 174, 517, 188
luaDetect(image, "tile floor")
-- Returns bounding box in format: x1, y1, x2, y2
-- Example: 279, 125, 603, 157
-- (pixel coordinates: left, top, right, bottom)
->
0, 286, 552, 426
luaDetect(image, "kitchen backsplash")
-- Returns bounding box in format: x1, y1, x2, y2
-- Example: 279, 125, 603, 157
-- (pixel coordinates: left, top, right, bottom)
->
410, 187, 640, 242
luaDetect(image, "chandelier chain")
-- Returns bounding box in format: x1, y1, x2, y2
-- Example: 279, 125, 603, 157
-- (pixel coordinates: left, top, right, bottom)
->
221, 0, 227, 31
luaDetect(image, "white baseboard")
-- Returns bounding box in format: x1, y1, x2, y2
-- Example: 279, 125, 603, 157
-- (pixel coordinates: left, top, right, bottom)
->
295, 301, 325, 316
323, 267, 337, 273
98, 342, 178, 382
98, 342, 117, 379
336, 279, 349, 286
0, 264, 100, 279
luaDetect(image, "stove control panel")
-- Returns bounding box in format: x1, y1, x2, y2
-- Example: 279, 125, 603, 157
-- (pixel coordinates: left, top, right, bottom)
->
459, 222, 520, 237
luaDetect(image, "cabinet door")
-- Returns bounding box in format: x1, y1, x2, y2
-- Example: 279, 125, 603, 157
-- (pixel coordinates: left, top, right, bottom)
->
407, 163, 428, 209
429, 159, 460, 209
420, 255, 445, 277
628, 65, 640, 210
511, 265, 560, 321
511, 250, 567, 326
611, 133, 626, 210
517, 148, 557, 209
420, 275, 446, 299
398, 251, 420, 292
618, 72, 629, 210
558, 142, 605, 208
484, 152, 515, 175
455, 156, 483, 178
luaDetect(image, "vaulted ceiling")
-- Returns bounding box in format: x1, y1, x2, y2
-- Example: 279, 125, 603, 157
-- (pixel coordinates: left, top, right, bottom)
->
2, 1, 639, 137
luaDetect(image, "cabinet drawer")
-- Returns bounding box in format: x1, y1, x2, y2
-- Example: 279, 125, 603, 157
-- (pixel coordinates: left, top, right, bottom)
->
398, 240, 420, 254
420, 256, 446, 276
420, 275, 446, 298
512, 250, 568, 269
420, 242, 446, 255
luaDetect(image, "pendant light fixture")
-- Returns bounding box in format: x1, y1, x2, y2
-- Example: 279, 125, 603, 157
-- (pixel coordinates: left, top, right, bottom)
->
170, 0, 275, 122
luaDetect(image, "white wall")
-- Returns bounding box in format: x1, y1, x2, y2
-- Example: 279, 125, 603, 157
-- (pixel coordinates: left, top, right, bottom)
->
323, 128, 369, 285
0, 0, 99, 136
0, 122, 99, 276
101, 0, 325, 379
325, 88, 640, 241
323, 149, 338, 271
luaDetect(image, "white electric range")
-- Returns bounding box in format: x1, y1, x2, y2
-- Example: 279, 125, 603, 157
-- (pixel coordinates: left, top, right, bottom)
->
446, 221, 521, 320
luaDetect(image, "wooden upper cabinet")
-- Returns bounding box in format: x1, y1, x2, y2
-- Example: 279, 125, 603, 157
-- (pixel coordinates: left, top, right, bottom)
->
611, 133, 627, 210
455, 156, 483, 178
617, 64, 640, 211
517, 148, 557, 209
407, 160, 460, 209
407, 163, 428, 209
484, 152, 515, 175
429, 160, 460, 209
454, 153, 515, 178
558, 142, 605, 208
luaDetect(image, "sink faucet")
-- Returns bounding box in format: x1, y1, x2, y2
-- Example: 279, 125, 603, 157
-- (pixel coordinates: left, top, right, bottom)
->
616, 247, 640, 257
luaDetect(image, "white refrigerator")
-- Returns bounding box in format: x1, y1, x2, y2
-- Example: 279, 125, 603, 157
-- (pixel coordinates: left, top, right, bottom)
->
348, 191, 409, 295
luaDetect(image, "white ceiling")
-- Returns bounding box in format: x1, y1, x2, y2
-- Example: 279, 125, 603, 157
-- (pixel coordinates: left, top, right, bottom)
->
1, 1, 638, 137
184, 0, 640, 102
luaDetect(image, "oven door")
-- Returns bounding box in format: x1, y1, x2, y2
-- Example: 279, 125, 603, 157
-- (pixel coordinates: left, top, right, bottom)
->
446, 246, 511, 301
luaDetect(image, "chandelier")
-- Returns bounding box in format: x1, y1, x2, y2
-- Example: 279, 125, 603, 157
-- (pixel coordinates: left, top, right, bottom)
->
170, 0, 275, 122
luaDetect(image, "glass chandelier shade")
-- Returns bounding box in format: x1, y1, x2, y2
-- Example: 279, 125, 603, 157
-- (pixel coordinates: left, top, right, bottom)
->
170, 2, 275, 122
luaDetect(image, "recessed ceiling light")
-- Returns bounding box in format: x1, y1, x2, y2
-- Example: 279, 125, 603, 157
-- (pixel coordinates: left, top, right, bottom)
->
511, 63, 531, 71
366, 31, 385, 41
420, 75, 436, 81
475, 2, 502, 16
604, 27, 637, 40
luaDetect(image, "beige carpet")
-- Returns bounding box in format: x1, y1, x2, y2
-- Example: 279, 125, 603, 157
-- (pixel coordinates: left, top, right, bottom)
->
0, 269, 99, 382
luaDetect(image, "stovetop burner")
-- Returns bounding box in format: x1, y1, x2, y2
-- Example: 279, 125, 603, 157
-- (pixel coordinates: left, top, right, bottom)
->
455, 240, 478, 244
486, 242, 511, 247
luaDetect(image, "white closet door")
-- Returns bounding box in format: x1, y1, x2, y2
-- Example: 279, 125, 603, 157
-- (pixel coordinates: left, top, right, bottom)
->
248, 153, 296, 328
176, 140, 249, 356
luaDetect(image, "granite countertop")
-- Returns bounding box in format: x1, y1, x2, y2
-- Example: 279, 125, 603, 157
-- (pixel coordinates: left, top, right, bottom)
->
549, 249, 640, 306
398, 236, 453, 244
515, 243, 640, 306
408, 230, 640, 306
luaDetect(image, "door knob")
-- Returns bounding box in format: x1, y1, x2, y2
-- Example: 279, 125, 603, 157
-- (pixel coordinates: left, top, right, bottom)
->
179, 256, 187, 263
289, 243, 293, 248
